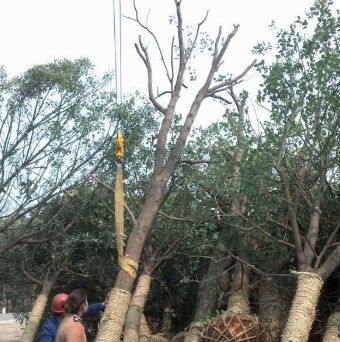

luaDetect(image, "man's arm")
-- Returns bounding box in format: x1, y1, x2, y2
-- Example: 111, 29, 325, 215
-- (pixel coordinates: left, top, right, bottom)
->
82, 302, 104, 319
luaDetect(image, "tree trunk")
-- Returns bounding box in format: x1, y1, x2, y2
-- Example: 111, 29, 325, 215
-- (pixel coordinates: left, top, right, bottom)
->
322, 311, 340, 342
94, 3, 252, 338
184, 248, 233, 342
281, 272, 323, 342
184, 256, 218, 342
123, 274, 152, 342
140, 314, 151, 337
258, 278, 283, 342
227, 233, 250, 315
322, 296, 340, 342
96, 175, 167, 342
161, 300, 172, 335
19, 281, 54, 342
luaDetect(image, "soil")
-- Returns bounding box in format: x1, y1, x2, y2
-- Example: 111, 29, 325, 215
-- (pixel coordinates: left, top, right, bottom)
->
0, 322, 23, 342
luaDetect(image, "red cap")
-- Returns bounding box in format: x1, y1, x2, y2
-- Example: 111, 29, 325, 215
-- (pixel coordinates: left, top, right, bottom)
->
51, 293, 68, 313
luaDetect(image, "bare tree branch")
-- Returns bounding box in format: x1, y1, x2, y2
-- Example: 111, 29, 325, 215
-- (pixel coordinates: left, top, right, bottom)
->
21, 262, 44, 287
127, 0, 172, 85
204, 93, 232, 104
185, 11, 209, 62
156, 90, 172, 99
314, 221, 340, 269
178, 159, 211, 165
158, 210, 194, 222
207, 59, 257, 94
257, 225, 295, 250
224, 248, 295, 278
135, 38, 167, 114
20, 220, 75, 244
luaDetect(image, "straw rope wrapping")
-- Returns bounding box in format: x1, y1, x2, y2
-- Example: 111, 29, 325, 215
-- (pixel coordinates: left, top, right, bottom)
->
183, 321, 204, 342
281, 271, 324, 342
96, 288, 131, 342
19, 293, 48, 342
115, 163, 138, 279
115, 164, 125, 257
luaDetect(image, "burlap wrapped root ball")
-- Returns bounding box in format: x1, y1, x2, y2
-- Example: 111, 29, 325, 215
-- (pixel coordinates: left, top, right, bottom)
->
201, 313, 271, 342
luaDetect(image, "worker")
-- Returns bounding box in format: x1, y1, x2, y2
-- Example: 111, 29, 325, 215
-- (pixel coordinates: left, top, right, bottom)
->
39, 292, 105, 342
56, 289, 89, 342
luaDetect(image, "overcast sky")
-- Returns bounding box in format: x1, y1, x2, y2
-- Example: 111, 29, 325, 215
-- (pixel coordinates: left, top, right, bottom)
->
0, 0, 317, 126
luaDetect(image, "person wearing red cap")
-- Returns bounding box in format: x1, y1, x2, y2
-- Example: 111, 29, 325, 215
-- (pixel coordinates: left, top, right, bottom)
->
39, 292, 105, 342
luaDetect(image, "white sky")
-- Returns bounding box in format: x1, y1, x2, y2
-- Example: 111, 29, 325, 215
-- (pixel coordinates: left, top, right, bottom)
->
0, 0, 316, 127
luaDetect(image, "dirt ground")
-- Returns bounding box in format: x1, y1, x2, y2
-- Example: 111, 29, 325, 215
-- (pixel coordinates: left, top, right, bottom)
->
0, 322, 23, 342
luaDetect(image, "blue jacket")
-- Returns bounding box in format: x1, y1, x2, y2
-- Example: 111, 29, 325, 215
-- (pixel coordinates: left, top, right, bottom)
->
39, 303, 104, 342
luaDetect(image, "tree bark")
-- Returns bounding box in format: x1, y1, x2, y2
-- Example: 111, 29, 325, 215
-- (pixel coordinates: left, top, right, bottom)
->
184, 256, 218, 342
161, 300, 172, 335
140, 314, 151, 337
227, 230, 250, 315
123, 274, 152, 342
281, 272, 323, 342
184, 247, 233, 342
322, 311, 340, 342
258, 278, 283, 342
18, 281, 54, 342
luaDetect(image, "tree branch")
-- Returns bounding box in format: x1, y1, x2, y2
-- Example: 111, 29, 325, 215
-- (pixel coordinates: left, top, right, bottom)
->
204, 93, 232, 104
178, 159, 211, 165
314, 221, 340, 269
135, 38, 167, 114
20, 220, 75, 244
158, 210, 194, 222
91, 174, 138, 229
126, 0, 172, 85
207, 59, 256, 94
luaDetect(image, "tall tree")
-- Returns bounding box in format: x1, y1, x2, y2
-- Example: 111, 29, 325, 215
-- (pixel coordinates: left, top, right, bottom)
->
0, 58, 119, 254
95, 0, 255, 340
254, 1, 340, 340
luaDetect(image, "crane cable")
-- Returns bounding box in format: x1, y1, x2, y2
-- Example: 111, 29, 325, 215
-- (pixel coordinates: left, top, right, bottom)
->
113, 3, 137, 278
113, 0, 122, 104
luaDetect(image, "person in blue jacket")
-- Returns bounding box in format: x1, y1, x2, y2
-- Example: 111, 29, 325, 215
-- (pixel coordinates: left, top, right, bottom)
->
39, 293, 105, 342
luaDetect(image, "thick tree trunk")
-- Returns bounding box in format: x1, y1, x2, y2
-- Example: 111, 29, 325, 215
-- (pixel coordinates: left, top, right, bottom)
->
322, 311, 340, 342
140, 314, 151, 337
19, 281, 54, 342
184, 256, 218, 342
258, 278, 283, 342
96, 176, 167, 342
322, 296, 340, 342
123, 274, 152, 342
95, 4, 252, 338
227, 233, 250, 315
281, 272, 323, 342
184, 248, 233, 342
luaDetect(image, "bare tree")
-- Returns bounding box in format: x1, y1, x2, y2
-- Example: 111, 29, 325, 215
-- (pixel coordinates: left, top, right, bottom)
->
95, 1, 255, 340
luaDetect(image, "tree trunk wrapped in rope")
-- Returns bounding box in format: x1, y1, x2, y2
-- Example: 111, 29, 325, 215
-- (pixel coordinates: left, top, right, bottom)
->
96, 288, 132, 342
115, 163, 125, 262
281, 271, 323, 342
19, 281, 54, 342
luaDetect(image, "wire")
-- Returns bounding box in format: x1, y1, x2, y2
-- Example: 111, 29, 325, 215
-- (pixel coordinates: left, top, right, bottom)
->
113, 0, 118, 103
113, 0, 123, 104
119, 0, 122, 104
